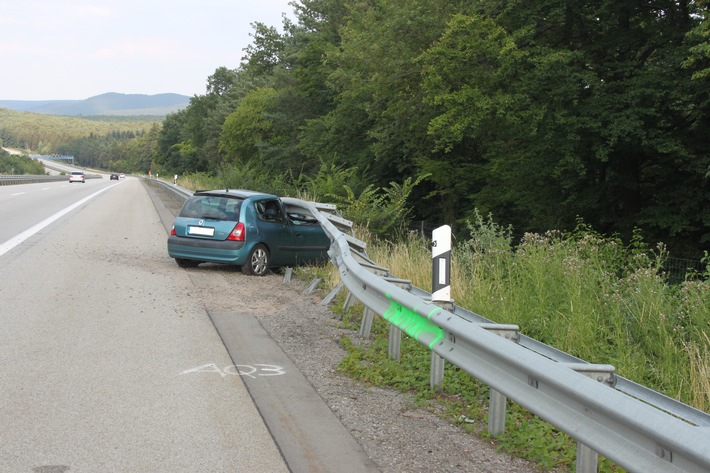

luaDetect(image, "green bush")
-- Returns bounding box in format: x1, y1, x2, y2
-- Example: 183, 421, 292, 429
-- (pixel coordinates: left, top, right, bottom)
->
0, 152, 46, 175
177, 162, 426, 241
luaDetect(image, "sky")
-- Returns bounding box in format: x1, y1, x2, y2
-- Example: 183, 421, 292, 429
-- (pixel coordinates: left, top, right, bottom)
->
0, 0, 295, 101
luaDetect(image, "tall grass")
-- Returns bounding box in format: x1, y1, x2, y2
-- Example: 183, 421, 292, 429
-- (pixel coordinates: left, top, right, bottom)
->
361, 213, 709, 413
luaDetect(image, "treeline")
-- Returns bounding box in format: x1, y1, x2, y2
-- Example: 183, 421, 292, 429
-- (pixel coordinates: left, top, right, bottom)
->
55, 126, 162, 174
151, 0, 709, 259
0, 107, 157, 158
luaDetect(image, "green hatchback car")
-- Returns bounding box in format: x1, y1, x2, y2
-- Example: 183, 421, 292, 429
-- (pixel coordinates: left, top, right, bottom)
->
167, 189, 330, 275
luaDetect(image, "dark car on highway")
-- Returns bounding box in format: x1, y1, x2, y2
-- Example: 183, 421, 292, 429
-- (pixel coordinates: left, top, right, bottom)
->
110, 173, 119, 180
167, 189, 330, 275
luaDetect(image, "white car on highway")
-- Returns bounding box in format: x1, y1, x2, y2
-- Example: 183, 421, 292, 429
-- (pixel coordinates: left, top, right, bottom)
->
69, 171, 85, 183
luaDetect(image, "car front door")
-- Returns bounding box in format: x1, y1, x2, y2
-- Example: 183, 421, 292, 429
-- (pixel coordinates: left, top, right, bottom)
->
253, 199, 295, 266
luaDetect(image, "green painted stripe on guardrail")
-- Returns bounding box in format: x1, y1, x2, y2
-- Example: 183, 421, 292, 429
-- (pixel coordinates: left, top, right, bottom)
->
383, 295, 444, 349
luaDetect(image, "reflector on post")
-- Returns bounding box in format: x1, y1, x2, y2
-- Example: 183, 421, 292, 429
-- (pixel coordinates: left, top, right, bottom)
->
432, 225, 451, 303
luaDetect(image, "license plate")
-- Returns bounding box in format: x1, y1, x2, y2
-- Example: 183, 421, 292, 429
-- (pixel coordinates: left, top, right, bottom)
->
188, 226, 214, 237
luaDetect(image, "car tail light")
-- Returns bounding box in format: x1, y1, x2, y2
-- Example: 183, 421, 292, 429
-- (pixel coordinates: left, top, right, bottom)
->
170, 225, 176, 235
227, 222, 245, 241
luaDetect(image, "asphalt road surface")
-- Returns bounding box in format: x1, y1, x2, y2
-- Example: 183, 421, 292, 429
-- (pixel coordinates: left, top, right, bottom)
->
0, 177, 294, 472
1, 175, 541, 473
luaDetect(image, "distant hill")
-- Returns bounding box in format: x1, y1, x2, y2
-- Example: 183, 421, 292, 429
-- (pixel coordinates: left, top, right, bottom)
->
0, 92, 190, 116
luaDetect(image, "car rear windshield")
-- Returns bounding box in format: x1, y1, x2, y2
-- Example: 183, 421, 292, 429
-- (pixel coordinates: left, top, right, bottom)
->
179, 195, 243, 221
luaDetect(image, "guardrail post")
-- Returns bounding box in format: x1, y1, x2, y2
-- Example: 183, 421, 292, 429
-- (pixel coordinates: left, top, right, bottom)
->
283, 267, 293, 283
575, 443, 599, 473
429, 301, 455, 390
388, 326, 401, 361
359, 307, 374, 338
303, 277, 321, 293
481, 324, 519, 436
343, 291, 356, 310
488, 389, 507, 436
430, 352, 444, 391
320, 283, 342, 307
563, 363, 615, 473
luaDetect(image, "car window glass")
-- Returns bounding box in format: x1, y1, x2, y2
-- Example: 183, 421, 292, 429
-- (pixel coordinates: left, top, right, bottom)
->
284, 204, 318, 225
180, 196, 242, 220
256, 199, 283, 222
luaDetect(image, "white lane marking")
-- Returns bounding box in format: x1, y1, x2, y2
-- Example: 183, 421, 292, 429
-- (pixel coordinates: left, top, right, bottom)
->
0, 185, 116, 257
11, 192, 26, 196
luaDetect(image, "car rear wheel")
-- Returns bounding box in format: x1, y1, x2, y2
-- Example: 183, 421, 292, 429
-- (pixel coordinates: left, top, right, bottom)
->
175, 258, 200, 268
242, 244, 269, 276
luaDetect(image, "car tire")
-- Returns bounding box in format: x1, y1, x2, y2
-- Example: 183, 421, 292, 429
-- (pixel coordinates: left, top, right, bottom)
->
242, 244, 269, 276
175, 258, 199, 268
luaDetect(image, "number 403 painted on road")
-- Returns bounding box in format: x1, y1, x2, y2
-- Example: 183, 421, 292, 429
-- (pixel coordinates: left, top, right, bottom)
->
180, 363, 286, 378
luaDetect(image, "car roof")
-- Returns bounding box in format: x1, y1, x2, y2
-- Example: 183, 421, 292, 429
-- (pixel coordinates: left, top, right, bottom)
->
192, 189, 276, 199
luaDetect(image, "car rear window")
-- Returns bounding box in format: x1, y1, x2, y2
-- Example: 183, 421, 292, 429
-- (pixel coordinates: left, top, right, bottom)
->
179, 195, 242, 221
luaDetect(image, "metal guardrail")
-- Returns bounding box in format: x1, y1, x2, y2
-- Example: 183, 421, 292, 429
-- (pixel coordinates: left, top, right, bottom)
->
160, 180, 193, 199
403, 284, 710, 428
285, 197, 710, 473
0, 173, 103, 185
0, 175, 67, 185
147, 178, 710, 473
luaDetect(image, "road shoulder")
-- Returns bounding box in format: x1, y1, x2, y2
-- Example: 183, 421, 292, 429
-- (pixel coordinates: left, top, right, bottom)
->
210, 311, 380, 473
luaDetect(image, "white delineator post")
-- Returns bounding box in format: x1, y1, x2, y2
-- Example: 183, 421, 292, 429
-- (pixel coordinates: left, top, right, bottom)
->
430, 225, 451, 391
432, 225, 452, 303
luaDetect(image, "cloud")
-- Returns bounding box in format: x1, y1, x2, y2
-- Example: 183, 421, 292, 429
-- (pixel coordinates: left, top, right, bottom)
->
73, 4, 114, 18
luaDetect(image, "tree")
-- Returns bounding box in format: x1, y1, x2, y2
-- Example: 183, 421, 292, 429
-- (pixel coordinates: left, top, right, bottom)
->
242, 23, 286, 76
220, 88, 278, 163
421, 1, 709, 255
298, 0, 471, 223
239, 0, 350, 175
683, 1, 710, 79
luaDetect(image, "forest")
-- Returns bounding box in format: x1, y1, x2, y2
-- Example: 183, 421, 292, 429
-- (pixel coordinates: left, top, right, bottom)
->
0, 108, 156, 152
152, 0, 710, 260
3, 0, 709, 260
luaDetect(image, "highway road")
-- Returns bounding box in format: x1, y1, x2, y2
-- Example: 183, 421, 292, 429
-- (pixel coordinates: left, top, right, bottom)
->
0, 177, 290, 472
0, 176, 109, 252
